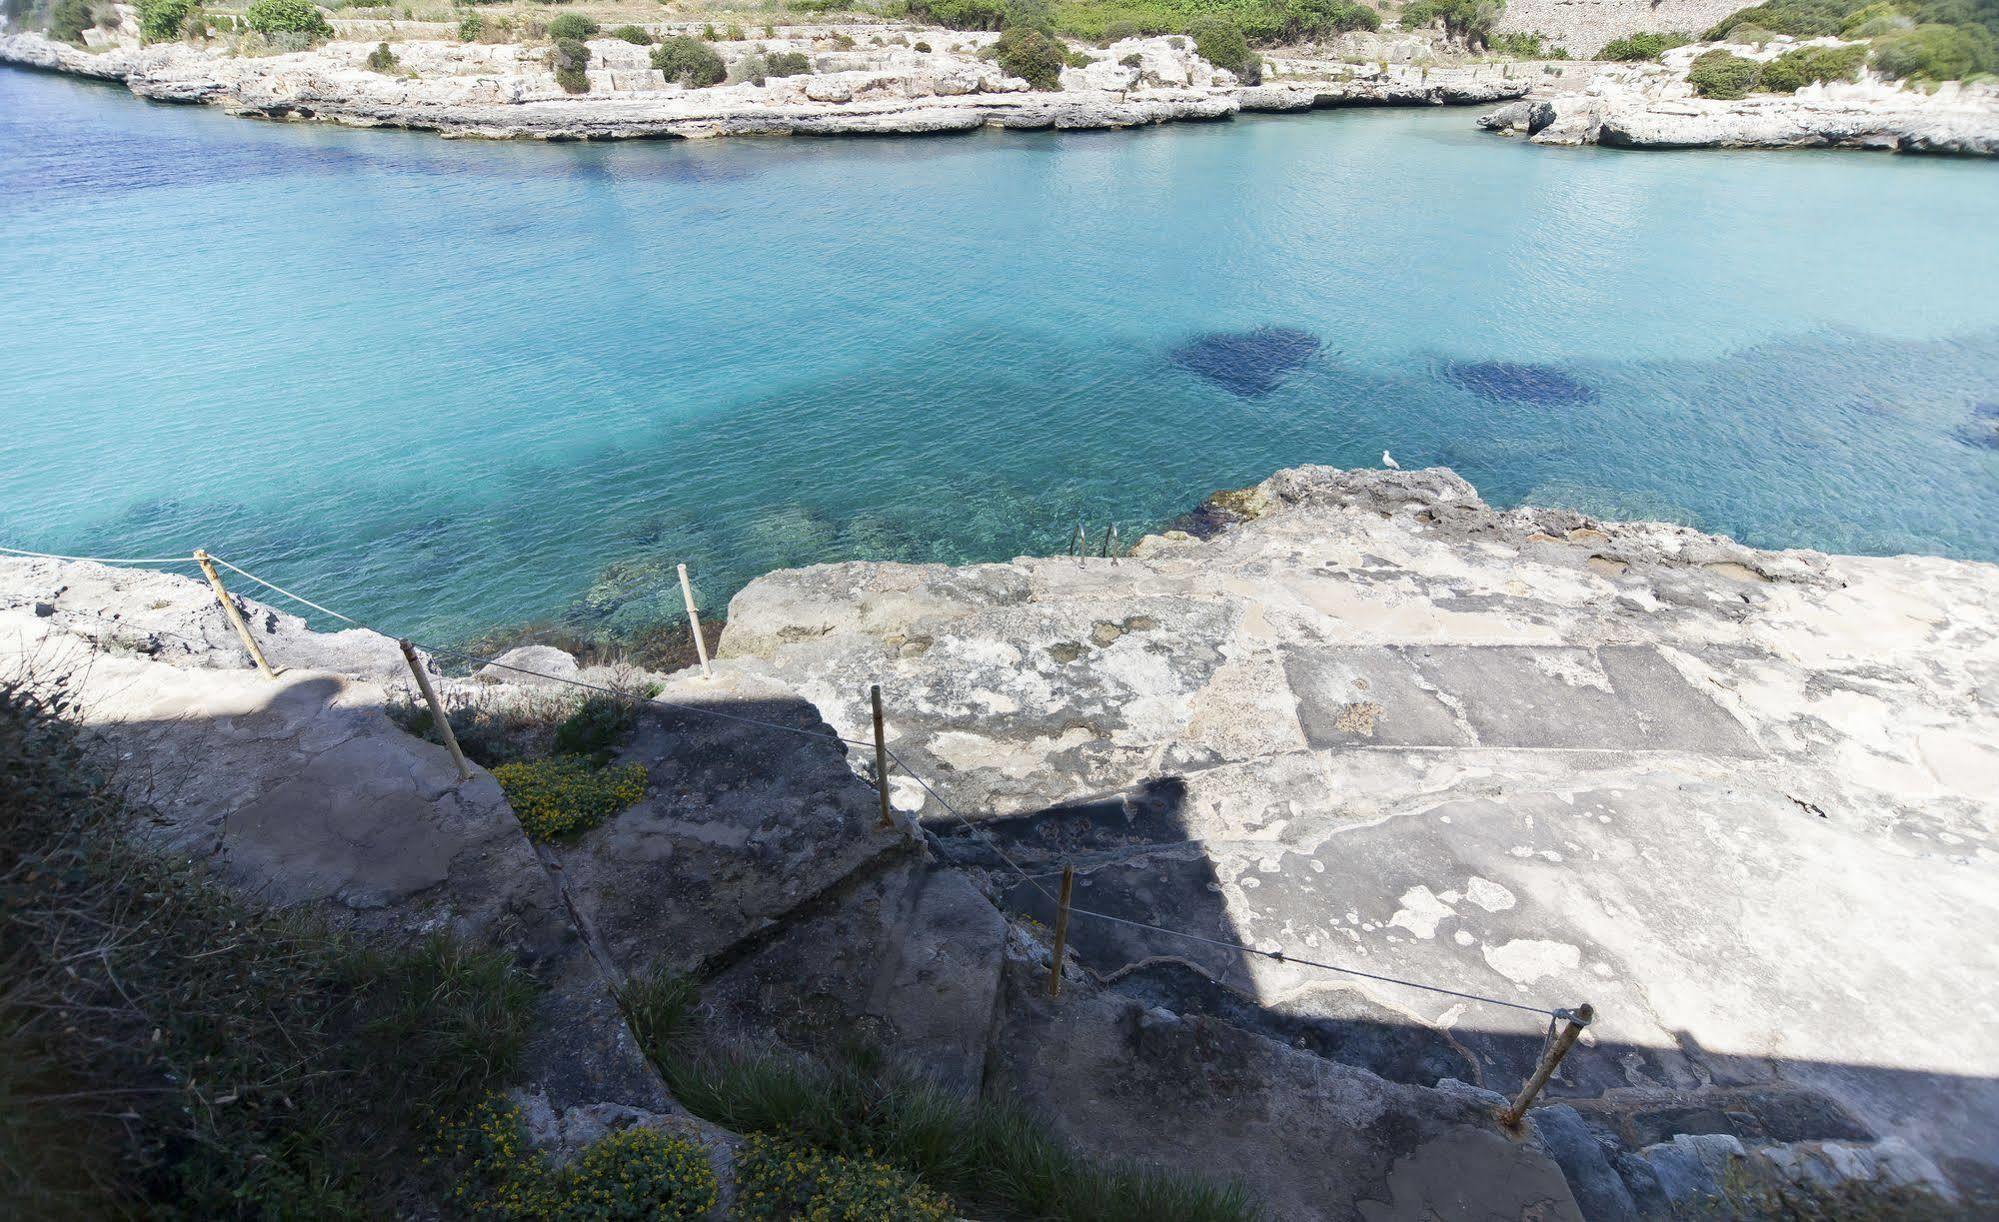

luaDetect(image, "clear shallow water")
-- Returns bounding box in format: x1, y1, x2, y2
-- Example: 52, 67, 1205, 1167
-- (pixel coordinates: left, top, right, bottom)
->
3, 68, 1997, 645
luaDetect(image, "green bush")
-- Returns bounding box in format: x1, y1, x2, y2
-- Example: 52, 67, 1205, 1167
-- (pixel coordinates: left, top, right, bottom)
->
906, 0, 1010, 29
441, 1097, 717, 1219
550, 35, 591, 92
766, 48, 813, 74
736, 1134, 953, 1221
733, 49, 771, 82
1099, 17, 1143, 41
1120, 49, 1142, 63
1840, 0, 1912, 31
1188, 16, 1261, 81
245, 0, 331, 38
1687, 46, 1763, 95
995, 24, 1068, 86
1278, 0, 1381, 38
1759, 40, 1867, 86
546, 11, 595, 39
137, 0, 194, 42
1489, 29, 1565, 55
1708, 0, 1856, 37
365, 39, 398, 70
652, 34, 727, 85
1399, 0, 1503, 46
492, 756, 645, 840
1597, 30, 1690, 58
609, 22, 651, 43
458, 11, 482, 40
49, 0, 93, 42
550, 694, 636, 764
1871, 20, 1997, 78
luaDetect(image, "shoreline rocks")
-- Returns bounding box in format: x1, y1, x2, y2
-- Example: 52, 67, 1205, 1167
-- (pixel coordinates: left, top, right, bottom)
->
0, 26, 1530, 141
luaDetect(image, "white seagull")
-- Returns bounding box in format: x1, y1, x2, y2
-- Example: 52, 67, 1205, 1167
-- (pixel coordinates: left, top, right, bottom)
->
1382, 450, 1400, 470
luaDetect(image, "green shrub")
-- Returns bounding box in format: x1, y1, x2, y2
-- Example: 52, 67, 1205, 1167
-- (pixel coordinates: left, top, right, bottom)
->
994, 24, 1067, 86
366, 39, 399, 70
1120, 49, 1142, 64
1688, 46, 1763, 94
440, 1097, 717, 1219
905, 0, 1009, 29
137, 0, 194, 42
1597, 30, 1690, 58
1400, 0, 1503, 46
550, 694, 636, 764
546, 11, 595, 39
458, 10, 482, 40
1279, 0, 1382, 39
735, 1134, 953, 1221
913, 37, 933, 49
1708, 0, 1854, 37
652, 34, 727, 85
700, 21, 718, 38
766, 48, 813, 74
550, 35, 591, 92
1840, 0, 1911, 31
1099, 17, 1143, 42
1489, 29, 1565, 56
1759, 40, 1866, 86
492, 756, 646, 840
733, 49, 770, 83
1871, 20, 1996, 78
1188, 16, 1261, 81
49, 0, 93, 42
245, 0, 330, 38
609, 22, 651, 43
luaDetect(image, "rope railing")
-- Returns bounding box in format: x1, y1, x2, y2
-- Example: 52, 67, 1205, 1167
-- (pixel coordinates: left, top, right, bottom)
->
8, 542, 1592, 1084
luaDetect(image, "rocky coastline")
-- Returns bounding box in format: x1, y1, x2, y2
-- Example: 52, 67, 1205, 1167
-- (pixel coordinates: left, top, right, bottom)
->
1479, 38, 1999, 155
4, 465, 1995, 1216
0, 23, 1532, 140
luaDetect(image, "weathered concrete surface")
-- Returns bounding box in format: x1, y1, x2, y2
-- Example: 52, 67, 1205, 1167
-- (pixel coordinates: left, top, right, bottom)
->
720, 464, 1999, 1207
0, 555, 668, 1116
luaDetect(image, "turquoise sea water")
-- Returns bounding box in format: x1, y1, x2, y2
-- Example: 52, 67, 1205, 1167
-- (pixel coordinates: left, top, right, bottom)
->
3, 68, 1997, 645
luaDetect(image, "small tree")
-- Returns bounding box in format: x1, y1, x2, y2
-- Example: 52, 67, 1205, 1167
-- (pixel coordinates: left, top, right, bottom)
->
550, 36, 591, 92
365, 40, 399, 72
1687, 48, 1762, 96
652, 35, 727, 86
546, 12, 596, 41
245, 0, 331, 40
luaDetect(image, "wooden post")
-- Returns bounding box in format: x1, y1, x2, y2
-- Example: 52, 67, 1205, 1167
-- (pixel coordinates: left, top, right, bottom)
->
677, 563, 712, 680
192, 550, 275, 677
1501, 1004, 1593, 1127
1047, 864, 1076, 998
871, 684, 893, 829
399, 639, 471, 782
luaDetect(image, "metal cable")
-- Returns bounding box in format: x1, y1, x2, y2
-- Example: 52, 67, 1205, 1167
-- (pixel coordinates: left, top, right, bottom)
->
0, 545, 200, 566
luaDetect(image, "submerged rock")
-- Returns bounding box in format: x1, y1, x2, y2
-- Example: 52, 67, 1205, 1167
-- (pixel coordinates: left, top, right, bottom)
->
1445, 359, 1597, 405
1169, 326, 1322, 398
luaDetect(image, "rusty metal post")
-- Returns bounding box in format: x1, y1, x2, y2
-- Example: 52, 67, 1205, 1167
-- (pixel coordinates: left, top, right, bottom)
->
1047, 865, 1076, 998
400, 639, 471, 782
193, 550, 275, 677
871, 684, 892, 829
1501, 1004, 1593, 1127
677, 563, 712, 680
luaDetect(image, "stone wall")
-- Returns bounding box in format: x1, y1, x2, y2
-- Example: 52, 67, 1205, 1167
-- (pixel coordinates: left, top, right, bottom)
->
1495, 0, 1746, 56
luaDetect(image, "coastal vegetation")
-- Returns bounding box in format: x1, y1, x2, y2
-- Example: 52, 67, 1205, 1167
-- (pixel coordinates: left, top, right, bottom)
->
619, 969, 1262, 1222
652, 32, 727, 85
905, 0, 1379, 47
550, 33, 591, 90
0, 679, 538, 1216
545, 10, 597, 39
1688, 46, 1763, 95
1707, 0, 1997, 79
1598, 30, 1692, 59
244, 0, 330, 41
136, 0, 193, 42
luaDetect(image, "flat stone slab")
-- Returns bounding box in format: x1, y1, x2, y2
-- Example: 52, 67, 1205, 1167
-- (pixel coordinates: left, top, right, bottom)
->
1285, 644, 1762, 755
